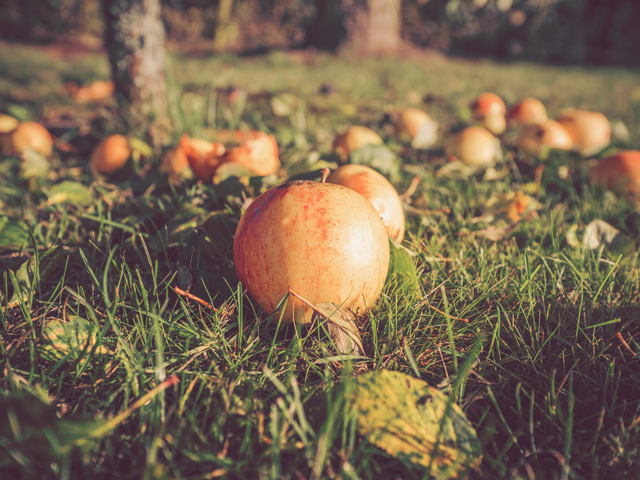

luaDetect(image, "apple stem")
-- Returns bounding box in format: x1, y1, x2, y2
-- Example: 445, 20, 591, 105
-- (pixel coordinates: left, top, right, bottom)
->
399, 175, 420, 201
320, 167, 330, 183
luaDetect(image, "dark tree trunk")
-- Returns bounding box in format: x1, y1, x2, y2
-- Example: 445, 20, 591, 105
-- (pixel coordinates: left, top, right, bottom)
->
103, 0, 170, 140
307, 0, 401, 54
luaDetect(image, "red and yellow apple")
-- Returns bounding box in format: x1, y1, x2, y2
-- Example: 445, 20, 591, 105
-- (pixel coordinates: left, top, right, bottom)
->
326, 164, 405, 242
233, 180, 390, 323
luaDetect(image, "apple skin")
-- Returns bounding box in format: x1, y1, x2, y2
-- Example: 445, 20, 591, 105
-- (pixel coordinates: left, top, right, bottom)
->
90, 134, 131, 173
517, 120, 573, 155
180, 134, 226, 182
590, 150, 640, 196
472, 93, 506, 119
333, 126, 383, 161
556, 109, 610, 156
326, 164, 405, 242
233, 180, 390, 323
508, 98, 548, 126
447, 126, 499, 167
11, 122, 53, 157
224, 130, 280, 176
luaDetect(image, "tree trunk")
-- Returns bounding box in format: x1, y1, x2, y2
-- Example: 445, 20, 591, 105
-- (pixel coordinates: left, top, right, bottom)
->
103, 0, 170, 141
308, 0, 401, 54
343, 0, 401, 54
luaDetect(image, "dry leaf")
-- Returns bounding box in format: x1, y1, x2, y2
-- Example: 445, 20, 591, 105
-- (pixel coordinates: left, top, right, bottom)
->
350, 370, 482, 477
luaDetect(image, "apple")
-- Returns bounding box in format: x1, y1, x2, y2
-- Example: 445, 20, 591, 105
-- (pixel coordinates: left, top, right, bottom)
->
333, 126, 383, 161
233, 180, 390, 323
447, 126, 500, 167
180, 134, 226, 182
508, 98, 548, 126
326, 164, 405, 242
472, 93, 506, 134
556, 109, 610, 156
90, 134, 131, 173
9, 122, 53, 157
160, 145, 191, 177
517, 120, 573, 155
590, 150, 640, 196
224, 130, 280, 176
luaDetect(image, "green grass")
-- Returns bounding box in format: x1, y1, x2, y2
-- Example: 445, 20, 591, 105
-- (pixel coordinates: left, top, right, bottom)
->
1, 42, 640, 479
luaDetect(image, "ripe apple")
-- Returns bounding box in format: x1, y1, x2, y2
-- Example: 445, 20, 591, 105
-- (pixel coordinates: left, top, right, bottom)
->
447, 126, 500, 167
556, 109, 610, 156
333, 126, 383, 161
508, 98, 548, 126
224, 130, 280, 176
590, 150, 640, 196
90, 134, 131, 173
233, 180, 390, 323
472, 93, 506, 134
9, 122, 53, 157
180, 134, 226, 182
517, 120, 573, 155
326, 164, 405, 242
395, 108, 438, 149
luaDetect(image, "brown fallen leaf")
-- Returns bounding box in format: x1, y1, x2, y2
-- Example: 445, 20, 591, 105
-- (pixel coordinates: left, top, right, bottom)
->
288, 286, 364, 356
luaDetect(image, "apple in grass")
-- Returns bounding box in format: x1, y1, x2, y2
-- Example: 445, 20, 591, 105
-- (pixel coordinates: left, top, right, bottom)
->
90, 134, 131, 174
326, 164, 405, 242
333, 126, 383, 161
556, 109, 610, 156
590, 151, 640, 196
517, 120, 573, 155
233, 180, 390, 323
446, 126, 501, 167
508, 98, 548, 126
472, 92, 506, 134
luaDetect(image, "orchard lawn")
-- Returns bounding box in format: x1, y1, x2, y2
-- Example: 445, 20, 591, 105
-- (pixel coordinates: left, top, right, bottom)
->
1, 42, 640, 479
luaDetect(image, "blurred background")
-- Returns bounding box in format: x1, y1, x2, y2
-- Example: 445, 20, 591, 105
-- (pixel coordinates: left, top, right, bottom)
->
1, 0, 639, 66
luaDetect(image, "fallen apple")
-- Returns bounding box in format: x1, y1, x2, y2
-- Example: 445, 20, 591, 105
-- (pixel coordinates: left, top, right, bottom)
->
160, 145, 191, 177
90, 134, 131, 173
233, 180, 390, 323
395, 108, 438, 148
0, 114, 18, 134
9, 122, 53, 157
508, 98, 548, 126
326, 164, 405, 242
556, 109, 610, 156
224, 130, 280, 176
590, 150, 640, 196
517, 120, 573, 155
333, 126, 383, 161
447, 126, 500, 167
180, 134, 226, 182
472, 92, 506, 134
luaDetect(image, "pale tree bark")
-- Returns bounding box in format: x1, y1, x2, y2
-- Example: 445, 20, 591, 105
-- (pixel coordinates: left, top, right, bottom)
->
343, 0, 401, 54
103, 0, 170, 142
308, 0, 402, 54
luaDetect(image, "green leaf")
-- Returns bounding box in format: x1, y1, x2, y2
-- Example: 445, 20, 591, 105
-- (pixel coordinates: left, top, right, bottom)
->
385, 239, 420, 297
350, 370, 482, 477
129, 137, 153, 162
7, 245, 65, 308
21, 149, 50, 179
46, 181, 93, 206
39, 316, 110, 362
0, 216, 30, 250
349, 144, 401, 184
